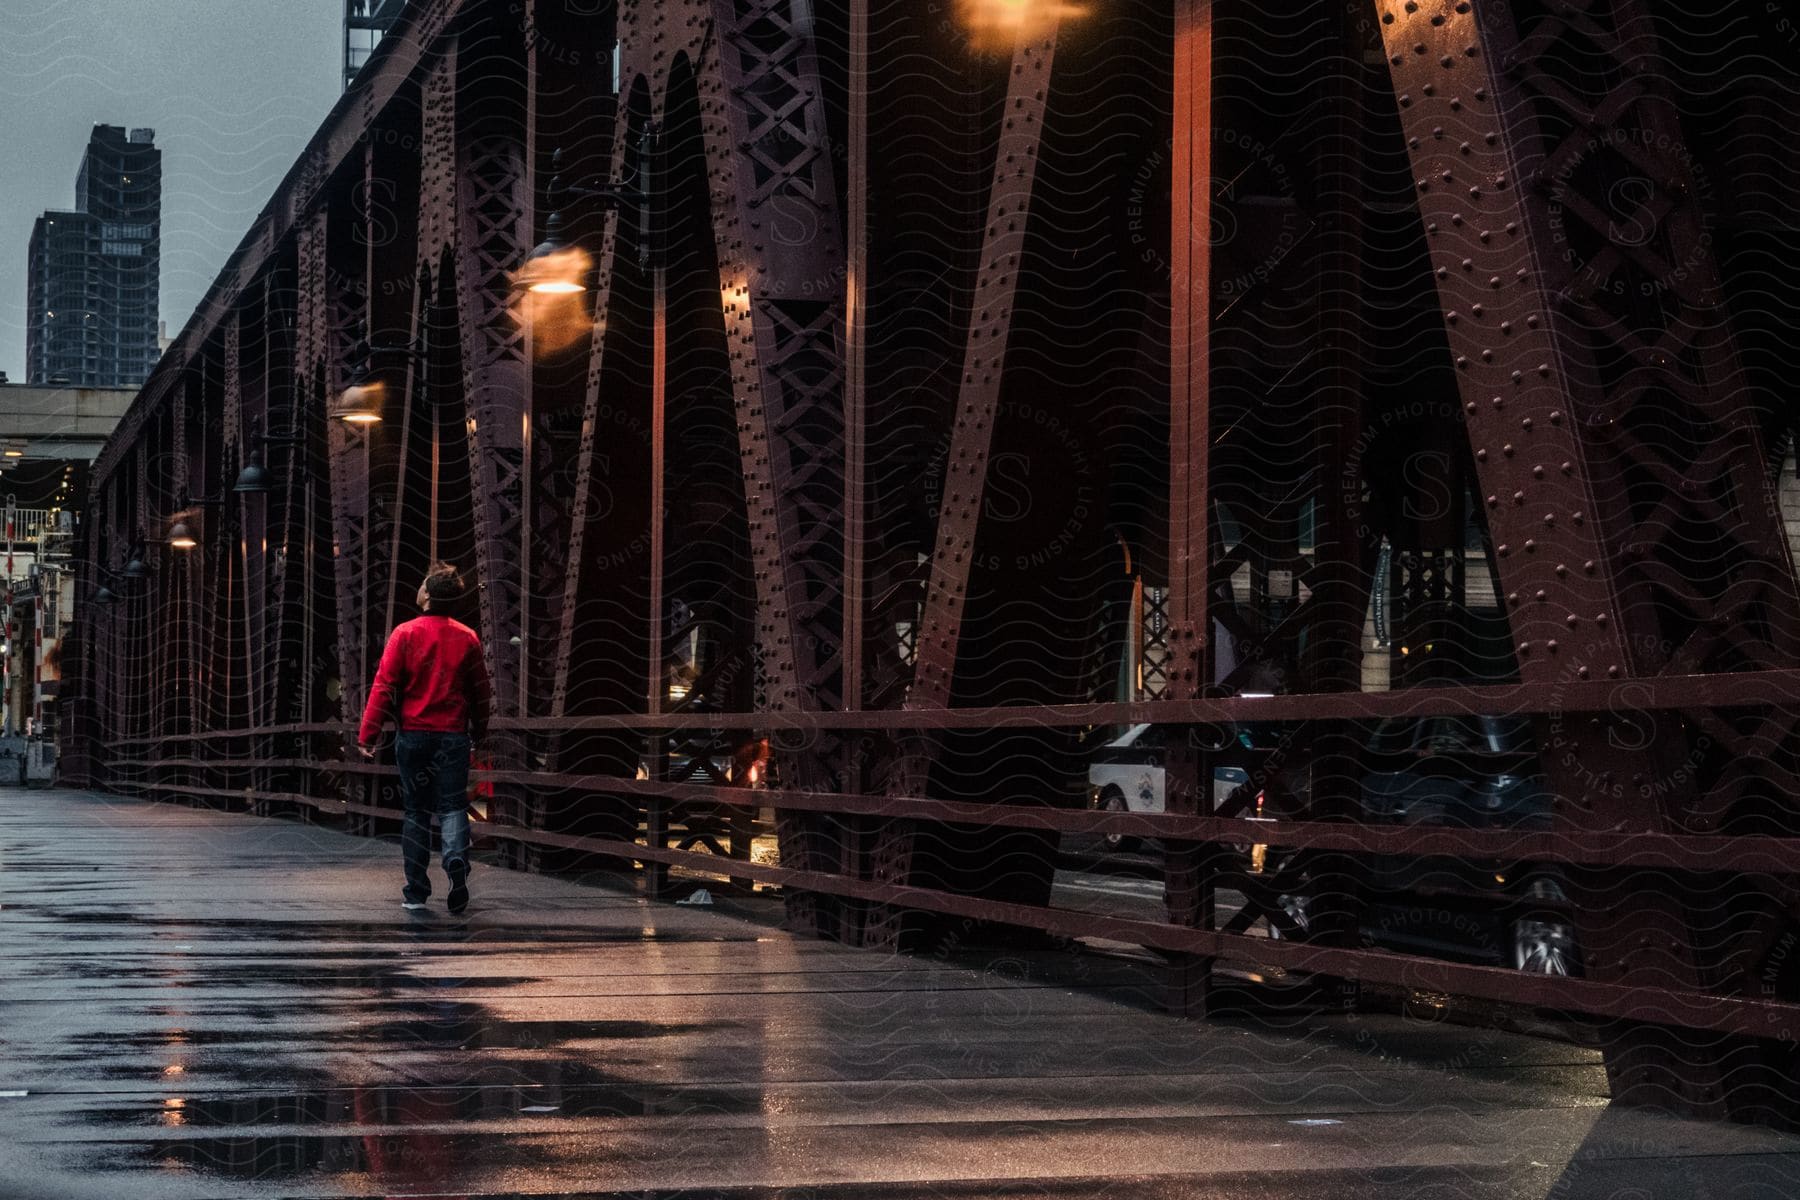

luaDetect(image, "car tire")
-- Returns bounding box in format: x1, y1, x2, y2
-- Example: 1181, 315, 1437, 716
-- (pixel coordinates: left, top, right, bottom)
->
1511, 909, 1582, 976
1267, 891, 1313, 941
1099, 789, 1140, 854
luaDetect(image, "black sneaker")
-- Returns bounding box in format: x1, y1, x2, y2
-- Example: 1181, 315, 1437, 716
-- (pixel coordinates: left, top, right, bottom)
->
446, 859, 470, 914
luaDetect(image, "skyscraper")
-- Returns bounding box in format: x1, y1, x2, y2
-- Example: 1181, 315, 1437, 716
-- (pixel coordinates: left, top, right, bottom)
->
25, 126, 161, 389
345, 0, 408, 91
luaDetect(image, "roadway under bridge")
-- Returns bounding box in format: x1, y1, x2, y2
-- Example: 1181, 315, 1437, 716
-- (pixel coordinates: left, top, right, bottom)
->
58, 0, 1800, 1158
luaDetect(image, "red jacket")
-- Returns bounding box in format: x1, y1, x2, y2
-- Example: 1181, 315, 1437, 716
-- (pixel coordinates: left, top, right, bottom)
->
358, 615, 492, 744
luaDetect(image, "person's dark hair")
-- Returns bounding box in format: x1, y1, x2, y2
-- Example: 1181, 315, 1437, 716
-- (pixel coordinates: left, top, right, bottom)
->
423, 562, 466, 604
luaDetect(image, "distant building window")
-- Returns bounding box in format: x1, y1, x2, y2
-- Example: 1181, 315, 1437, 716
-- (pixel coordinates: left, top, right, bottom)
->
101, 242, 142, 257
102, 224, 151, 239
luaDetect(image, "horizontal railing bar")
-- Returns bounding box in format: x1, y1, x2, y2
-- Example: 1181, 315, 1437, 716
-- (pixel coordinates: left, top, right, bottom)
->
98, 756, 1800, 873
89, 667, 1800, 738
99, 781, 1800, 1038
459, 815, 1800, 1039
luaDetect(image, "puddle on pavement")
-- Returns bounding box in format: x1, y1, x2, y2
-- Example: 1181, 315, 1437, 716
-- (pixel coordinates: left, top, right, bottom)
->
122, 1129, 496, 1183
107, 1066, 752, 1185
61, 959, 541, 991
65, 1009, 722, 1054
86, 1072, 754, 1131
9, 907, 761, 945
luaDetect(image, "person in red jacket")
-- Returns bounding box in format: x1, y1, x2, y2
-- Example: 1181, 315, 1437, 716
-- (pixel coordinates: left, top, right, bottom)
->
358, 562, 492, 913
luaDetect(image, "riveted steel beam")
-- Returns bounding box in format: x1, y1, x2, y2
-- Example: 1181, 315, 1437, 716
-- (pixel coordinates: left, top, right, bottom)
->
1378, 0, 1800, 1117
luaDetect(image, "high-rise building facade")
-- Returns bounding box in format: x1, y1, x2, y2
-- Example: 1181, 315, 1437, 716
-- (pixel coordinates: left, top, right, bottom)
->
345, 0, 408, 91
25, 126, 161, 388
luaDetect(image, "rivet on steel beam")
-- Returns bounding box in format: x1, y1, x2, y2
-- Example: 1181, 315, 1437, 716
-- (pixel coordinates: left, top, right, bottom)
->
1498, 543, 1510, 556
1433, 126, 1445, 139
1456, 356, 1470, 368
1608, 665, 1620, 677
1450, 98, 1463, 111
1382, 10, 1395, 22
1501, 320, 1512, 333
1481, 349, 1493, 362
1491, 395, 1504, 408
1442, 169, 1454, 182
1461, 258, 1474, 270
1557, 564, 1570, 577
1441, 55, 1454, 67
1532, 465, 1545, 478
1522, 417, 1533, 430
1487, 494, 1499, 507
1452, 212, 1464, 225
1596, 613, 1608, 626
1508, 592, 1520, 605
1414, 43, 1427, 54
1476, 449, 1488, 461
1524, 539, 1536, 552
1562, 461, 1574, 474
1519, 641, 1530, 654
1457, 1, 1471, 10
1431, 13, 1444, 24
1512, 491, 1525, 504
1409, 137, 1421, 149
1577, 666, 1589, 678
1480, 230, 1492, 243
1571, 511, 1583, 525
1447, 311, 1459, 325
1583, 560, 1595, 573
1534, 589, 1547, 601
1546, 639, 1558, 651
1474, 86, 1487, 99
1491, 276, 1503, 288
1501, 443, 1514, 456
1467, 401, 1479, 413
1423, 84, 1435, 96
1472, 303, 1484, 316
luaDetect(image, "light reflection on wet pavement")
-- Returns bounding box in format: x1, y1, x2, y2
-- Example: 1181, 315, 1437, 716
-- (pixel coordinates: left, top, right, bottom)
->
6, 790, 1800, 1199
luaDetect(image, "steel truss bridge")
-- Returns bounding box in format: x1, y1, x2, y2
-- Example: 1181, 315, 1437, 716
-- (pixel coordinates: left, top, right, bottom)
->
68, 0, 1800, 1123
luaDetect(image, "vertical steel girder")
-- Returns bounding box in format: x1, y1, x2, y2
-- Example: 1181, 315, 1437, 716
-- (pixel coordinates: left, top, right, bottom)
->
454, 119, 531, 723
904, 33, 1061, 715
1166, 0, 1212, 709
687, 0, 850, 928
843, 28, 1065, 951
548, 0, 682, 761
700, 0, 848, 721
549, 111, 636, 720
1161, 0, 1216, 1014
320, 219, 375, 736
1379, 0, 1800, 1114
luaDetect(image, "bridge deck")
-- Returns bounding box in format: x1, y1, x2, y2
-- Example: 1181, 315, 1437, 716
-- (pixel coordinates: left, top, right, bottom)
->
5, 790, 1800, 1199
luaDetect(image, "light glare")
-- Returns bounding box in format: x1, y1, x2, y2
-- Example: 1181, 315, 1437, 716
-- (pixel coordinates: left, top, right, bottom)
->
959, 0, 1087, 49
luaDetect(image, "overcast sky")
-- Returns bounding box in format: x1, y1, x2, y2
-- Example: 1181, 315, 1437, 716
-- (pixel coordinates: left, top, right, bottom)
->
0, 1, 343, 383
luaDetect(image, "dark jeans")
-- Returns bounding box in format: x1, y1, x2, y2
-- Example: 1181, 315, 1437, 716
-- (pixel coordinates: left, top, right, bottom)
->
395, 731, 471, 903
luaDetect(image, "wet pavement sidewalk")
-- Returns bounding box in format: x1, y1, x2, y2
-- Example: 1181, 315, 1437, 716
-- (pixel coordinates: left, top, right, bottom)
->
5, 789, 1800, 1199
